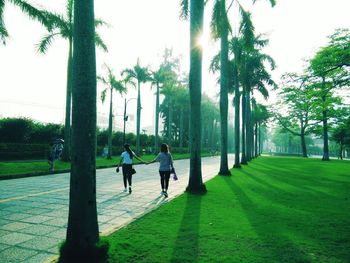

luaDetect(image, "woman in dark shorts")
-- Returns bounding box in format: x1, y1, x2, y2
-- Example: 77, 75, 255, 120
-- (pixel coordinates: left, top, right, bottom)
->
117, 144, 144, 193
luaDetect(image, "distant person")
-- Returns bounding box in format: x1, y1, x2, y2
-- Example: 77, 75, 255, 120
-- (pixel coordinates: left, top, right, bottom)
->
48, 138, 64, 172
147, 143, 174, 198
117, 144, 145, 194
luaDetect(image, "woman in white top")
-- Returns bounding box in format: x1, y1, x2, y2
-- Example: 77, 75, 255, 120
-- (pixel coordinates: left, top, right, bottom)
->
117, 144, 144, 193
148, 143, 174, 198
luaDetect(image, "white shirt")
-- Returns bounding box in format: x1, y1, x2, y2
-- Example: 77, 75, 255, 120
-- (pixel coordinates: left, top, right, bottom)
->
121, 151, 132, 164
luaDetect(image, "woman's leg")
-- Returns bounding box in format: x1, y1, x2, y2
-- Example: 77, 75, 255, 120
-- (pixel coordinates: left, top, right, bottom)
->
164, 171, 171, 191
159, 171, 165, 191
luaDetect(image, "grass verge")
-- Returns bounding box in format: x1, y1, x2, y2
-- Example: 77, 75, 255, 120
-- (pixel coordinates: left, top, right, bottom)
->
0, 153, 214, 179
105, 156, 350, 263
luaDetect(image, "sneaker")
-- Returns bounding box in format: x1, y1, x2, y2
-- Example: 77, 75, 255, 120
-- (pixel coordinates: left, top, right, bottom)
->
129, 187, 132, 194
160, 190, 165, 195
123, 188, 127, 193
163, 191, 168, 198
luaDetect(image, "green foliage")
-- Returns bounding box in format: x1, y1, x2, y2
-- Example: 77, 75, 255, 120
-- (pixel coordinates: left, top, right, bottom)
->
0, 143, 50, 160
0, 117, 63, 143
106, 157, 350, 262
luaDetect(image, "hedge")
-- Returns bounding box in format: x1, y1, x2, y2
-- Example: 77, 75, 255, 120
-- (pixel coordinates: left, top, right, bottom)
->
0, 143, 51, 160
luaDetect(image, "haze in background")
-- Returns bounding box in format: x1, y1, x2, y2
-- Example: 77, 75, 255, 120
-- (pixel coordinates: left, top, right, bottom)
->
0, 0, 349, 133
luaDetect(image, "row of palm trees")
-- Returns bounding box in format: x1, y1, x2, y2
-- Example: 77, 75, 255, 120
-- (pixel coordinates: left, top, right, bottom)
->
2, 0, 275, 259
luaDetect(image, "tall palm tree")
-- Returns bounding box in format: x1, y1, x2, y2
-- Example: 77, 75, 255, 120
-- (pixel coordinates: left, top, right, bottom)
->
61, 0, 101, 260
98, 64, 127, 159
210, 0, 232, 175
122, 59, 150, 154
180, 0, 206, 193
150, 65, 169, 152
37, 0, 108, 161
0, 0, 49, 45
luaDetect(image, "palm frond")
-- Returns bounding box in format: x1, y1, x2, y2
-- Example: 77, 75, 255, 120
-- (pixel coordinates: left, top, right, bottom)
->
239, 8, 255, 50
95, 32, 108, 52
210, 0, 221, 39
95, 18, 111, 29
179, 0, 189, 20
253, 0, 276, 7
36, 32, 59, 54
0, 0, 8, 44
10, 0, 49, 28
66, 0, 73, 22
42, 11, 70, 33
209, 52, 221, 73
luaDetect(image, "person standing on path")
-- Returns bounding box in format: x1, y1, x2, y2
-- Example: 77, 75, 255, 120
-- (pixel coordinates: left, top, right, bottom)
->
48, 138, 64, 172
117, 143, 145, 193
148, 143, 174, 198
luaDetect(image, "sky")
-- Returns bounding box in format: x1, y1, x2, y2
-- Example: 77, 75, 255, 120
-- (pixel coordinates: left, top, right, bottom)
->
0, 0, 349, 134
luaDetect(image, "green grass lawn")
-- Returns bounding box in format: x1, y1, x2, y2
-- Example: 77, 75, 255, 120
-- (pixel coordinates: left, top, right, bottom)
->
0, 153, 212, 178
105, 157, 350, 263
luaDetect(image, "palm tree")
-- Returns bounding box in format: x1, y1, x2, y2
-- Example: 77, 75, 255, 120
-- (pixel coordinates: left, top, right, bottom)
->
122, 59, 150, 154
37, 0, 108, 161
0, 0, 49, 45
180, 0, 206, 193
210, 0, 232, 175
61, 0, 101, 260
98, 64, 127, 159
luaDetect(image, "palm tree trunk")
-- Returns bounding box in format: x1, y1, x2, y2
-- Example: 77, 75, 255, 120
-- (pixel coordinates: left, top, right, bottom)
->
234, 92, 241, 168
136, 81, 141, 154
107, 88, 113, 159
241, 90, 248, 164
63, 0, 99, 259
218, 0, 230, 176
258, 121, 262, 155
180, 108, 184, 148
154, 83, 160, 152
186, 0, 206, 193
254, 122, 258, 157
168, 100, 172, 146
61, 38, 73, 161
246, 92, 252, 161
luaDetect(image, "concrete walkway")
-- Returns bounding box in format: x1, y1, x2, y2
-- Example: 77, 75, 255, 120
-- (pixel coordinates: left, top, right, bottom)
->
0, 155, 233, 263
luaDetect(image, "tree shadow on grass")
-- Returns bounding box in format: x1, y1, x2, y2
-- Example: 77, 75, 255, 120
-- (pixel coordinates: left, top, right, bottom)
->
170, 193, 202, 263
222, 176, 313, 263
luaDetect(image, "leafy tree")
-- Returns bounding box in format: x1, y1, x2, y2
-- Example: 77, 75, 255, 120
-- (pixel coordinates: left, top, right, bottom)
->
61, 0, 103, 260
98, 64, 127, 159
0, 117, 34, 143
180, 0, 206, 192
309, 28, 350, 160
332, 124, 348, 160
275, 73, 317, 157
37, 0, 108, 161
122, 59, 150, 154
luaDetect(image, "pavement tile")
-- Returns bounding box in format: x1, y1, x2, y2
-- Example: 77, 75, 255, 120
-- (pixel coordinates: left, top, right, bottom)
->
42, 217, 67, 227
17, 236, 60, 251
22, 208, 52, 215
0, 222, 32, 231
19, 225, 60, 236
0, 232, 34, 245
0, 229, 11, 237
25, 252, 56, 263
2, 213, 32, 221
0, 243, 9, 252
20, 215, 53, 224
0, 247, 37, 263
47, 228, 66, 240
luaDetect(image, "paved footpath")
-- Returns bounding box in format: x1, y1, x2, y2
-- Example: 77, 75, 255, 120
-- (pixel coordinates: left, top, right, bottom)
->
0, 155, 233, 263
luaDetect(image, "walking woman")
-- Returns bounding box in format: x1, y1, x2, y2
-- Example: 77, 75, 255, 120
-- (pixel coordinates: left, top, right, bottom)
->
117, 143, 144, 193
148, 143, 174, 198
